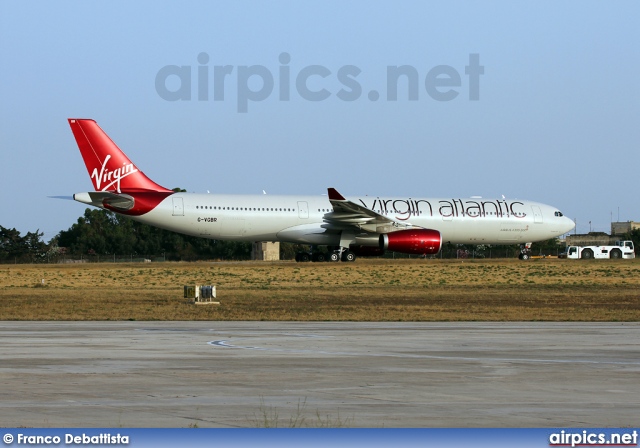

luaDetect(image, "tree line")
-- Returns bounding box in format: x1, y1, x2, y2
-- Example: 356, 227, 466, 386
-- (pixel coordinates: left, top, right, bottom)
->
55, 208, 256, 261
0, 226, 49, 263
2, 208, 639, 263
1, 209, 253, 263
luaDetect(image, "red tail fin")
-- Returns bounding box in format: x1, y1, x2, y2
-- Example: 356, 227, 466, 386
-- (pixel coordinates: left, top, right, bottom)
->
68, 119, 171, 193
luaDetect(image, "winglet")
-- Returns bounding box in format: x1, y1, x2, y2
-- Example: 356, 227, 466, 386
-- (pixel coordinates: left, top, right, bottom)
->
327, 188, 346, 201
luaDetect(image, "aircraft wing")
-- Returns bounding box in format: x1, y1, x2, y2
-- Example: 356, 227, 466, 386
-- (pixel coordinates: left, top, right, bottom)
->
323, 188, 400, 231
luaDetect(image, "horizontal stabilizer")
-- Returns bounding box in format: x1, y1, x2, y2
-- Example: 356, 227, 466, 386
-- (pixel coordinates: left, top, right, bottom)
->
74, 191, 135, 211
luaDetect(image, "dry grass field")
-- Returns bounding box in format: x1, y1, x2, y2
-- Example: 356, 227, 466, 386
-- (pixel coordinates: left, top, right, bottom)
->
0, 258, 639, 321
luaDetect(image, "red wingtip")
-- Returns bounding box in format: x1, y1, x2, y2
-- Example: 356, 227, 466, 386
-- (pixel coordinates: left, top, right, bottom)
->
327, 188, 346, 201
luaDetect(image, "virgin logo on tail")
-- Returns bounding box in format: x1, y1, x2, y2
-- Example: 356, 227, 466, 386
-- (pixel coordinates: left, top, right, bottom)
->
91, 155, 139, 193
69, 118, 171, 194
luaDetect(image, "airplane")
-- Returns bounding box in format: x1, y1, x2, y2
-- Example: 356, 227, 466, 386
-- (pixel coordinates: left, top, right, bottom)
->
68, 118, 575, 262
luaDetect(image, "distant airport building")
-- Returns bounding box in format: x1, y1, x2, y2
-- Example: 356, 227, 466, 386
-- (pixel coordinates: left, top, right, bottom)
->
566, 221, 638, 247
252, 242, 280, 261
611, 221, 640, 236
566, 233, 616, 246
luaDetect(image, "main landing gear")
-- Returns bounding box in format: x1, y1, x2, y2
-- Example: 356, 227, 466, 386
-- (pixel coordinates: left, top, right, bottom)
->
295, 246, 357, 263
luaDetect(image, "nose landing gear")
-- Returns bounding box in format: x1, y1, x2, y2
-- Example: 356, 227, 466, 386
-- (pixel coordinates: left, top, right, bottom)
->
518, 242, 532, 260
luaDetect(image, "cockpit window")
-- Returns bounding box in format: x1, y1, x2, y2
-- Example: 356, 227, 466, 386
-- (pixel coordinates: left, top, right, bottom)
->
554, 211, 564, 217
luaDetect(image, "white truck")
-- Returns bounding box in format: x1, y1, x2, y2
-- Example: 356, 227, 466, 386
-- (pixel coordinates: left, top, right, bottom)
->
564, 240, 635, 260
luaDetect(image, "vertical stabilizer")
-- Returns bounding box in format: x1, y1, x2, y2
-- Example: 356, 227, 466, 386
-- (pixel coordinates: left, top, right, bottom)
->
68, 119, 171, 193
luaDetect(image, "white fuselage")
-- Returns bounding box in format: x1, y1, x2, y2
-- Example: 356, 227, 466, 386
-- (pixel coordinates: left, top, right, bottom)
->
123, 193, 575, 246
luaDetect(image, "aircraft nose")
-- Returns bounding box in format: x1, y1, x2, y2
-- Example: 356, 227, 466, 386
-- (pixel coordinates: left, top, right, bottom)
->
562, 217, 575, 234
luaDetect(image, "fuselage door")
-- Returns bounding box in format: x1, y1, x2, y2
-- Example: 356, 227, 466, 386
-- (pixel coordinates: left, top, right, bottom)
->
172, 197, 184, 216
298, 201, 309, 219
531, 205, 542, 223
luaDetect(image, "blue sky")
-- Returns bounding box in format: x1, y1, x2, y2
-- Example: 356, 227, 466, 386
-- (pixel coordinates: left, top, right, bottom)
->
1, 1, 638, 242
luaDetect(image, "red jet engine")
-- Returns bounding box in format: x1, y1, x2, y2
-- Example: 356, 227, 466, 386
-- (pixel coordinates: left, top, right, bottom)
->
379, 229, 442, 255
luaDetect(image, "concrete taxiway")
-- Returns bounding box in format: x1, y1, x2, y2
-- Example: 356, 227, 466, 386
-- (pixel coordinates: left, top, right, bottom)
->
0, 322, 638, 427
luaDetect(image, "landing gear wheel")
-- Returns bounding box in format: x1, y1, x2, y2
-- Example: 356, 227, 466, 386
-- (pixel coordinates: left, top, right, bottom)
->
298, 252, 310, 262
329, 252, 340, 262
313, 252, 326, 262
341, 250, 356, 262
518, 243, 532, 261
